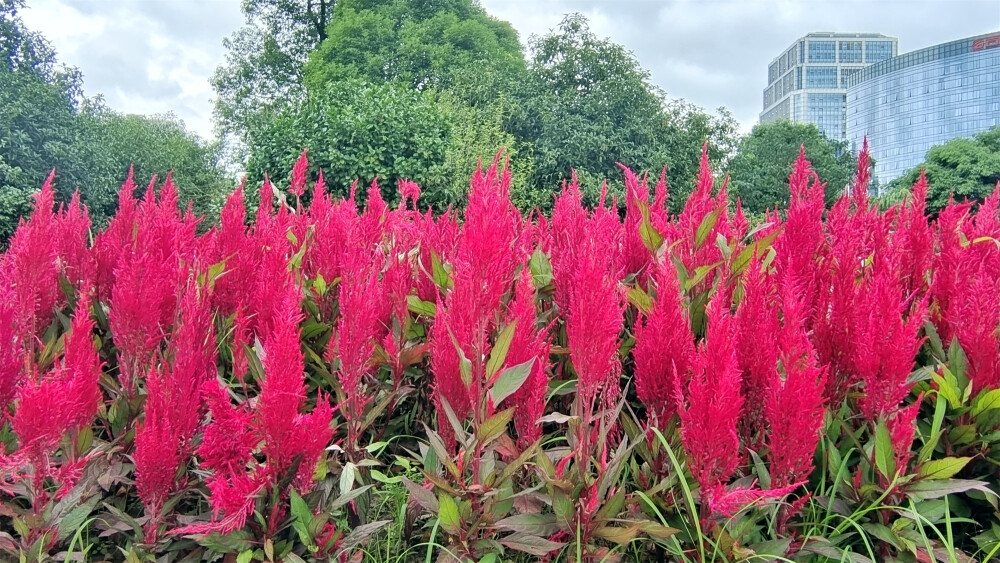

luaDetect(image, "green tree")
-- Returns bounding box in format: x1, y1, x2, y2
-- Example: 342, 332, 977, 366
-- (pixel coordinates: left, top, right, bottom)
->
508, 14, 738, 210
212, 0, 336, 154
726, 120, 854, 214
1, 0, 231, 236
883, 126, 1000, 213
302, 0, 524, 95
1, 0, 88, 238
77, 105, 231, 224
244, 79, 451, 206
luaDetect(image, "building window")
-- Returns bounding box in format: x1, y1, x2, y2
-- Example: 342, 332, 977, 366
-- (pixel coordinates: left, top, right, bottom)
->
866, 41, 894, 62
839, 41, 862, 63
808, 40, 836, 62
840, 67, 861, 87
806, 66, 838, 88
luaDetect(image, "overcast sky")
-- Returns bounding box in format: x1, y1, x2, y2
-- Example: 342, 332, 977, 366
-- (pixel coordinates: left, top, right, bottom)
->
19, 0, 1000, 141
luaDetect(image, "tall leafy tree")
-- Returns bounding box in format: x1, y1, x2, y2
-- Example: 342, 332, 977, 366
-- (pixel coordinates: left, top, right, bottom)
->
76, 105, 231, 224
245, 79, 451, 206
302, 0, 524, 95
509, 14, 738, 209
1, 0, 88, 238
1, 0, 230, 237
726, 120, 854, 215
212, 0, 336, 154
883, 126, 1000, 213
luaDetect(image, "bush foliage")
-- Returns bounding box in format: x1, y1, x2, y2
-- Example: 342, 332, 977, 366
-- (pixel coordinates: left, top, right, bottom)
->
2, 144, 1000, 563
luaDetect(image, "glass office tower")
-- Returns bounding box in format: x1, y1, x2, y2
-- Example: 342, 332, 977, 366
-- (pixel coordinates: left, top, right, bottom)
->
846, 32, 1000, 187
760, 32, 898, 142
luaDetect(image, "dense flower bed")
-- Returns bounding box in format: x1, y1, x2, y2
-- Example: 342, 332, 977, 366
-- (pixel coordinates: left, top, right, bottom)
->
2, 143, 1000, 562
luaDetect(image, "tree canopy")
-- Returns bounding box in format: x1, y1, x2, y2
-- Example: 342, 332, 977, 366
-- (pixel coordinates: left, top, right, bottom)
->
508, 14, 739, 209
212, 0, 335, 155
1, 0, 230, 238
245, 79, 451, 205
726, 120, 854, 215
883, 126, 1000, 213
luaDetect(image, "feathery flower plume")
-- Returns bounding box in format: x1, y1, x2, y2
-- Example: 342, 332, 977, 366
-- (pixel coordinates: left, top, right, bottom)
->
855, 261, 925, 420
734, 260, 779, 447
3, 303, 100, 505
501, 268, 550, 446
773, 147, 825, 321
678, 292, 743, 509
290, 150, 308, 199
633, 261, 694, 423
429, 156, 524, 446
767, 286, 827, 488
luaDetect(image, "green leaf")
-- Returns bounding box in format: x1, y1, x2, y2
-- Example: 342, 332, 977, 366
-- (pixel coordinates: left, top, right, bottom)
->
626, 287, 652, 314
430, 250, 450, 290
529, 248, 553, 288
949, 424, 977, 446
500, 533, 565, 556
930, 367, 962, 409
684, 262, 722, 291
437, 493, 461, 535
289, 489, 314, 545
973, 389, 1000, 417
906, 478, 997, 501
56, 495, 99, 541
477, 407, 514, 446
330, 485, 373, 510
422, 423, 461, 478
488, 358, 536, 407
340, 462, 356, 496
917, 457, 972, 480
637, 199, 664, 253
494, 513, 559, 535
406, 295, 436, 317
694, 207, 723, 249
485, 321, 517, 378
948, 337, 969, 390
874, 419, 897, 479
731, 228, 780, 277
313, 272, 328, 297
593, 525, 640, 545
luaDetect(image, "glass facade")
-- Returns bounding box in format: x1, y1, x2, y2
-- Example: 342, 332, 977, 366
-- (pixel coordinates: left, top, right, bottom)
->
840, 41, 863, 63
865, 41, 894, 62
808, 93, 847, 141
806, 67, 838, 88
808, 40, 837, 62
846, 32, 1000, 186
761, 33, 899, 141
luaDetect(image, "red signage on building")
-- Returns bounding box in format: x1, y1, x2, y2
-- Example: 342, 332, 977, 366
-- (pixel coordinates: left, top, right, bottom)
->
973, 34, 1000, 51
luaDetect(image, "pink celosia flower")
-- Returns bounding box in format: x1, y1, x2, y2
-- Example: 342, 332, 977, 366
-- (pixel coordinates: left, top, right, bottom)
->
501, 268, 550, 446
633, 261, 694, 423
256, 293, 334, 489
855, 262, 925, 421
678, 292, 743, 509
773, 148, 826, 323
290, 149, 309, 199
767, 287, 827, 488
3, 303, 101, 505
564, 232, 625, 409
429, 157, 525, 446
734, 260, 779, 448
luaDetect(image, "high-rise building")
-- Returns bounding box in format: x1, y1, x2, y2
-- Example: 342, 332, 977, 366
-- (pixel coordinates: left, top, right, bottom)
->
846, 31, 1000, 187
760, 32, 898, 142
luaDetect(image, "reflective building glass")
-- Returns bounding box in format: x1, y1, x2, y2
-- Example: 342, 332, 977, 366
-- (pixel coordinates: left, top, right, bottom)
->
846, 32, 1000, 186
761, 33, 898, 142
